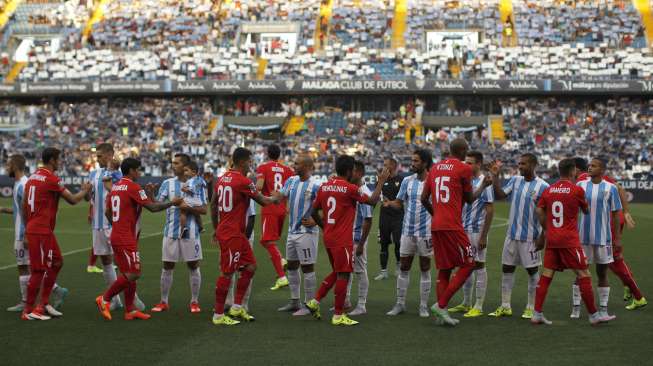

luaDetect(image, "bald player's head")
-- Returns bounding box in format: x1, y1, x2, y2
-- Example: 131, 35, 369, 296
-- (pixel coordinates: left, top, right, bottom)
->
449, 138, 469, 160
294, 153, 314, 178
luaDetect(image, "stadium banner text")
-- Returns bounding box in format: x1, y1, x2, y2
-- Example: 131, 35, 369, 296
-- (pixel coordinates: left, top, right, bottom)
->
3, 80, 653, 96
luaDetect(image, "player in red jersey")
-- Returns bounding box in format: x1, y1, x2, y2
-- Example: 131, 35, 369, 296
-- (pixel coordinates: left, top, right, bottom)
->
256, 144, 295, 290
420, 138, 484, 326
532, 158, 615, 326
95, 158, 182, 321
20, 147, 91, 321
304, 155, 389, 326
211, 147, 282, 326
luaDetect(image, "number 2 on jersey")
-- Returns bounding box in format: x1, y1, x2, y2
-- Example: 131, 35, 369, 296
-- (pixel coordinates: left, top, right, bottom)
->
326, 196, 336, 224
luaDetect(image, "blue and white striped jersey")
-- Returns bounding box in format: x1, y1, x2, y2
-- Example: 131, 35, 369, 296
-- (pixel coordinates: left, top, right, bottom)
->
503, 176, 549, 241
89, 168, 111, 230
577, 179, 622, 246
396, 173, 430, 237
462, 175, 494, 233
184, 176, 206, 198
280, 175, 321, 235
12, 176, 27, 242
158, 177, 207, 239
354, 185, 373, 243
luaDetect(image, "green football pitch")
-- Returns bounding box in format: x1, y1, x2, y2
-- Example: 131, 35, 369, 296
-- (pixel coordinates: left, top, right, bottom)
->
0, 201, 651, 366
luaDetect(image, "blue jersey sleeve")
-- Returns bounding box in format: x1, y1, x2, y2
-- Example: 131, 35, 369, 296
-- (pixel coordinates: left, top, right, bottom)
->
610, 185, 623, 212
397, 179, 408, 202
157, 180, 169, 202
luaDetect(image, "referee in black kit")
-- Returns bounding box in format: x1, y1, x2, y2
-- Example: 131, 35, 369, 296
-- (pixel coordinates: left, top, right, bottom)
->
374, 157, 404, 280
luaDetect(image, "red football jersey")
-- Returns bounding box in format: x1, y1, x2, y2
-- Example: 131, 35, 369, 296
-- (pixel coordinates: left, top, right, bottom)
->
256, 161, 294, 216
106, 177, 152, 250
312, 177, 369, 248
24, 167, 65, 235
537, 180, 588, 248
215, 169, 259, 240
423, 158, 472, 231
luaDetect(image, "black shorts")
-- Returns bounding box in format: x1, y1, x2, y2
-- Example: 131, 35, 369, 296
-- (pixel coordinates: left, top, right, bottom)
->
379, 214, 402, 246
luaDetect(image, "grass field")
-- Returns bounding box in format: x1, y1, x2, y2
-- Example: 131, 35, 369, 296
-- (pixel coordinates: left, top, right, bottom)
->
0, 200, 651, 366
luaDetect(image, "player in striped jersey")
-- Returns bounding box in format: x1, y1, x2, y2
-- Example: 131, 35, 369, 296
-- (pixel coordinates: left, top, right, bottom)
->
449, 151, 494, 318
571, 158, 622, 319
386, 149, 433, 318
346, 161, 374, 316
276, 155, 321, 315
487, 153, 549, 319
152, 153, 207, 314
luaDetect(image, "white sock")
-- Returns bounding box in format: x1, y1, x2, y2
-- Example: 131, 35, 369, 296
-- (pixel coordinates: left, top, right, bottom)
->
462, 271, 475, 306
527, 272, 540, 310
303, 271, 317, 302
102, 263, 118, 286
226, 275, 236, 306
190, 268, 201, 303
346, 275, 353, 305
357, 269, 369, 307
474, 267, 487, 310
397, 270, 409, 306
419, 270, 431, 308
572, 284, 581, 306
599, 287, 610, 311
19, 275, 29, 303
501, 272, 515, 308
160, 269, 174, 303
243, 278, 253, 309
288, 268, 301, 300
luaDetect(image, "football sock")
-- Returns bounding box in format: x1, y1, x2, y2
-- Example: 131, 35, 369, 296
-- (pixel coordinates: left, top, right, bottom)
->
380, 243, 389, 270
26, 270, 45, 312
41, 265, 61, 305
474, 268, 487, 310
527, 271, 540, 310
190, 268, 201, 303
572, 283, 581, 307
243, 278, 253, 308
534, 275, 552, 312
578, 276, 598, 314
160, 269, 174, 303
462, 271, 475, 307
501, 272, 515, 308
124, 280, 137, 312
397, 270, 410, 306
357, 270, 369, 307
438, 265, 474, 308
609, 259, 643, 300
419, 270, 431, 308
103, 274, 129, 303
226, 275, 236, 305
303, 271, 317, 303
264, 243, 285, 278
235, 269, 254, 305
315, 272, 336, 302
214, 276, 231, 314
288, 268, 301, 300
598, 287, 610, 312
346, 275, 353, 305
334, 278, 348, 315
436, 270, 451, 300
88, 249, 97, 266
19, 274, 29, 303
102, 263, 118, 286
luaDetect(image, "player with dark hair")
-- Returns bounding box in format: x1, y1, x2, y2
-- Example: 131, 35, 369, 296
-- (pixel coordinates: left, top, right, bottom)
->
374, 157, 404, 280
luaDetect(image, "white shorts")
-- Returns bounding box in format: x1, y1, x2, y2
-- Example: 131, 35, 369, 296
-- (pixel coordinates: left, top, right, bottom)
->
162, 237, 203, 263
14, 240, 29, 266
286, 233, 319, 265
582, 244, 614, 265
399, 235, 433, 257
353, 241, 368, 273
93, 228, 113, 256
183, 196, 202, 207
502, 238, 542, 268
466, 232, 487, 263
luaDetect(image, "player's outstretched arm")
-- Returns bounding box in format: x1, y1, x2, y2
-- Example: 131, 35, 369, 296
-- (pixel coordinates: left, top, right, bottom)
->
366, 168, 391, 206
479, 203, 494, 250
358, 217, 373, 253
180, 203, 208, 216
616, 183, 636, 228
144, 197, 182, 213
488, 162, 507, 201
384, 199, 403, 210
612, 210, 622, 248
253, 191, 282, 207
61, 183, 92, 205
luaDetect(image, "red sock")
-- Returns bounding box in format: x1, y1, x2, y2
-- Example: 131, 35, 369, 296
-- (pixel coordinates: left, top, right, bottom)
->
40, 265, 61, 305
334, 277, 348, 315
609, 258, 643, 300
89, 249, 97, 266
316, 272, 337, 301
125, 280, 137, 312
26, 270, 45, 312
534, 275, 553, 312
103, 274, 129, 303
436, 270, 451, 302
214, 276, 231, 314
234, 269, 254, 305
578, 276, 598, 314
438, 265, 474, 308
264, 243, 285, 277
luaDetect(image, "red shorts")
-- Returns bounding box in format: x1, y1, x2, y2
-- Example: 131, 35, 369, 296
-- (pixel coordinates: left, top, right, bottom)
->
113, 247, 142, 274
326, 246, 354, 273
261, 214, 285, 242
544, 247, 588, 272
432, 230, 474, 270
26, 233, 61, 271
219, 235, 256, 274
